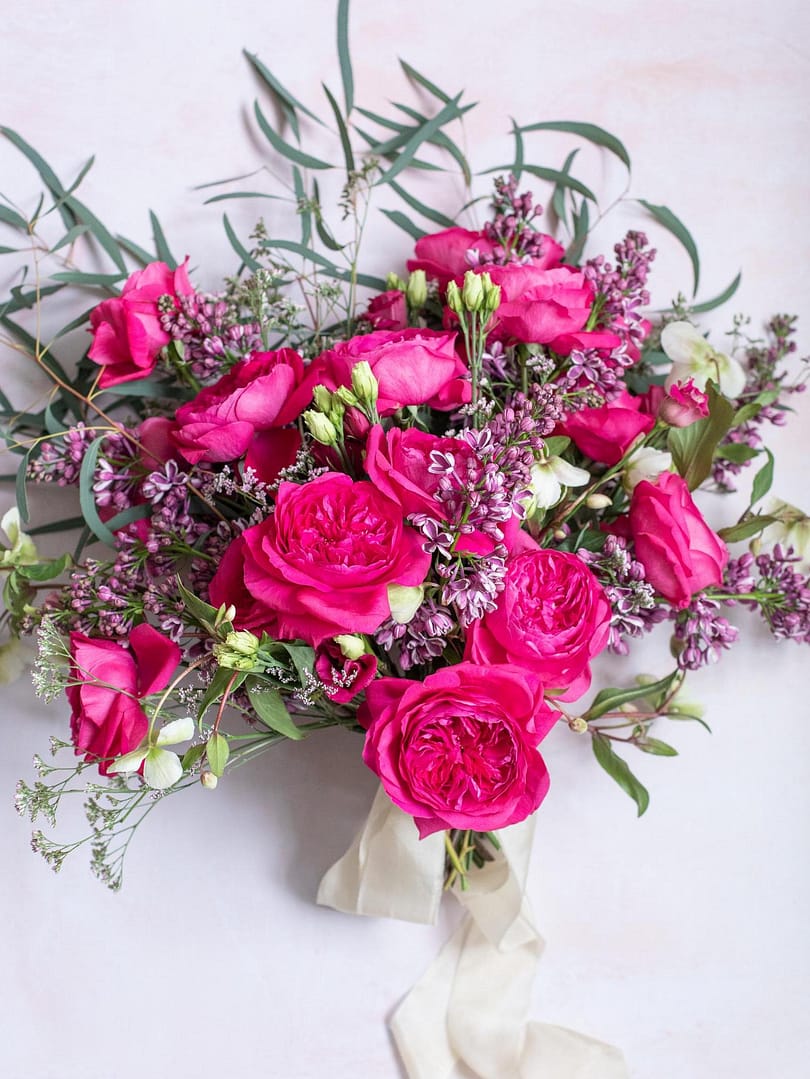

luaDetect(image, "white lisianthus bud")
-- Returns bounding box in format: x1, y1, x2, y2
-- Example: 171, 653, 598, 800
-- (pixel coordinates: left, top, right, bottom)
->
661, 321, 746, 399
214, 630, 260, 671
304, 410, 339, 447
312, 384, 334, 413
334, 385, 360, 408
446, 280, 463, 316
461, 270, 484, 312
622, 446, 674, 493
481, 274, 501, 315
406, 269, 427, 308
568, 716, 588, 734
386, 271, 407, 292
387, 583, 424, 624
334, 634, 367, 661
0, 508, 39, 567
584, 492, 612, 510
350, 360, 379, 409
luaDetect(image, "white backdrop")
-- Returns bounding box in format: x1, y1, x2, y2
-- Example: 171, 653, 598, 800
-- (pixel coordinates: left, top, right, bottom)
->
1, 2, 809, 1077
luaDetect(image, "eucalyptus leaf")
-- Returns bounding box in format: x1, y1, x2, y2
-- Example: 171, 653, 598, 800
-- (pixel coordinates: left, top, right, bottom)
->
519, 120, 631, 170
638, 199, 700, 296
149, 210, 177, 268
254, 101, 333, 170
322, 83, 355, 173
336, 0, 354, 115
222, 214, 261, 272
78, 436, 116, 547
387, 181, 456, 229
380, 208, 426, 240
691, 271, 742, 314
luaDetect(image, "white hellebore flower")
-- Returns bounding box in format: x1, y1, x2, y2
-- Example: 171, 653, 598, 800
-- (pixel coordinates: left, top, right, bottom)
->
526, 456, 590, 513
1, 507, 38, 567
622, 446, 674, 493
661, 321, 746, 399
387, 583, 424, 625
761, 498, 810, 573
112, 715, 195, 791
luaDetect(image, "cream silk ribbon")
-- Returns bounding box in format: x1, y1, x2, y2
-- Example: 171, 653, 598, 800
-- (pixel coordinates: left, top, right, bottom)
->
317, 787, 629, 1079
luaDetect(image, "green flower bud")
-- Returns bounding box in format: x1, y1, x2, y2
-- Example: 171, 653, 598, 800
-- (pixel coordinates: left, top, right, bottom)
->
304, 410, 339, 447
312, 384, 334, 414
446, 280, 463, 316
481, 274, 501, 315
386, 271, 407, 292
461, 270, 484, 312
213, 630, 261, 671
200, 771, 218, 790
406, 269, 427, 308
334, 385, 360, 408
351, 360, 379, 409
334, 634, 367, 660
568, 716, 588, 734
585, 493, 612, 510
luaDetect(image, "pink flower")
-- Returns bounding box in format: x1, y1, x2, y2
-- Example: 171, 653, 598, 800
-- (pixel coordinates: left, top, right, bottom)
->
363, 424, 477, 520
67, 624, 181, 776
486, 264, 594, 345
308, 328, 469, 414
314, 640, 377, 703
172, 349, 310, 465
562, 391, 655, 465
628, 472, 728, 608
361, 289, 408, 331
406, 227, 500, 286
88, 260, 193, 388
208, 473, 432, 644
360, 662, 559, 837
465, 547, 611, 700
658, 378, 710, 427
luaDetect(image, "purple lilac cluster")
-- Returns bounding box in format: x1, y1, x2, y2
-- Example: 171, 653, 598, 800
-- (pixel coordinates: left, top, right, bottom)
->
725, 546, 810, 643
92, 431, 142, 514
159, 291, 263, 383
670, 597, 738, 671
480, 174, 550, 264
27, 423, 96, 486
584, 230, 655, 353
713, 316, 807, 491
557, 341, 634, 406
579, 535, 667, 654
375, 600, 455, 671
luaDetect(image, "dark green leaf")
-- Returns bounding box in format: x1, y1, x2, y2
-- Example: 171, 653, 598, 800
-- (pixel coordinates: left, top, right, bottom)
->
638, 199, 700, 295
322, 83, 355, 173
177, 579, 222, 630
67, 155, 95, 193
380, 208, 426, 240
278, 641, 315, 687
64, 195, 126, 272
105, 504, 151, 532
243, 49, 324, 128
206, 732, 230, 777
398, 59, 452, 103
750, 448, 774, 506
592, 733, 650, 816
0, 127, 75, 229
551, 149, 579, 232
564, 198, 590, 264
292, 167, 312, 246
254, 101, 333, 170
585, 671, 678, 721
181, 743, 206, 771
485, 163, 597, 204
717, 514, 779, 543
78, 436, 116, 547
258, 237, 386, 289
149, 210, 177, 268
50, 271, 125, 287
15, 451, 31, 524
0, 204, 29, 231
691, 271, 742, 314
393, 102, 473, 184
638, 737, 678, 757
668, 383, 735, 490
511, 119, 524, 182
376, 95, 463, 185
336, 0, 354, 114
222, 214, 261, 272
519, 120, 631, 170
197, 667, 246, 722
202, 190, 286, 206
115, 234, 156, 266
716, 442, 759, 464
50, 224, 90, 254
246, 678, 303, 740
388, 180, 456, 229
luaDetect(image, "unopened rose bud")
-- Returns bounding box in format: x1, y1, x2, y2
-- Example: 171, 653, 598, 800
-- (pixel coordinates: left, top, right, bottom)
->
445, 280, 463, 316
304, 410, 339, 447
350, 360, 379, 409
585, 493, 612, 510
200, 771, 218, 790
406, 269, 427, 308
569, 716, 588, 734
461, 270, 484, 312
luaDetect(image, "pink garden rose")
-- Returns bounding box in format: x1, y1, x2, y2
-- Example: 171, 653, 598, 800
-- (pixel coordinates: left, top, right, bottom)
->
208, 473, 432, 644
658, 378, 710, 427
67, 624, 181, 776
360, 662, 559, 837
361, 289, 408, 331
562, 390, 655, 465
88, 260, 193, 388
308, 328, 469, 414
172, 349, 311, 465
406, 226, 563, 288
465, 546, 611, 700
628, 472, 728, 608
486, 264, 594, 346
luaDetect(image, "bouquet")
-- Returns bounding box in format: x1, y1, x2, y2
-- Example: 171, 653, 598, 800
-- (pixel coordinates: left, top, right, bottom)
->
2, 6, 807, 1074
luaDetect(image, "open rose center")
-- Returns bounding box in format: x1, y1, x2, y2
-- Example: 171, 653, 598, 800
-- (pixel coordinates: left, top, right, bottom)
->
510, 558, 584, 637
280, 489, 397, 568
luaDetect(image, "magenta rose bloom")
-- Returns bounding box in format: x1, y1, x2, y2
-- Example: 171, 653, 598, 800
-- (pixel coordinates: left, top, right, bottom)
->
88, 260, 193, 388
172, 348, 310, 465
360, 662, 559, 837
67, 624, 181, 776
658, 378, 710, 428
562, 391, 655, 465
485, 264, 595, 346
314, 640, 378, 704
308, 328, 469, 414
209, 473, 432, 644
361, 289, 409, 331
628, 472, 728, 608
465, 547, 611, 700
406, 226, 563, 288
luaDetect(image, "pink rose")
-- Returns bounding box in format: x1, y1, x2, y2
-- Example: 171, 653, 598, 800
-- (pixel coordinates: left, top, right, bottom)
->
406, 227, 500, 286
360, 662, 559, 837
465, 547, 611, 700
308, 328, 469, 414
209, 473, 432, 644
628, 472, 728, 608
172, 349, 310, 465
88, 260, 193, 388
67, 624, 181, 775
314, 640, 378, 703
361, 289, 408, 331
244, 427, 303, 485
658, 378, 709, 427
363, 424, 477, 520
563, 391, 655, 465
487, 264, 594, 345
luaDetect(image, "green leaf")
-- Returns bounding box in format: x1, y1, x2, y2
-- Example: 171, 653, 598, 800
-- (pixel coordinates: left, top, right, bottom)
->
202, 190, 286, 206
278, 641, 316, 687
550, 149, 578, 231
78, 436, 116, 547
519, 120, 631, 170
291, 167, 312, 246
749, 447, 774, 506
94, 375, 184, 399
543, 436, 571, 455
564, 198, 590, 264
592, 733, 650, 816
399, 59, 452, 103
336, 0, 354, 115
691, 271, 742, 314
64, 195, 126, 272
511, 119, 524, 182
246, 679, 303, 740
584, 671, 678, 721
0, 204, 29, 231
15, 450, 32, 524
115, 234, 156, 266
50, 224, 90, 254
484, 163, 597, 204
322, 83, 355, 173
105, 504, 151, 532
258, 238, 386, 289
717, 514, 779, 543
254, 101, 333, 170
181, 743, 206, 772
206, 732, 230, 777
16, 552, 71, 582
393, 103, 472, 185
376, 95, 463, 185
668, 383, 735, 490
380, 208, 426, 240
0, 126, 76, 229
637, 199, 700, 296
177, 579, 224, 634
197, 667, 246, 721
637, 737, 678, 757
243, 49, 324, 130
50, 271, 125, 287
222, 214, 261, 272
149, 210, 177, 268
387, 180, 456, 229
716, 442, 759, 464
